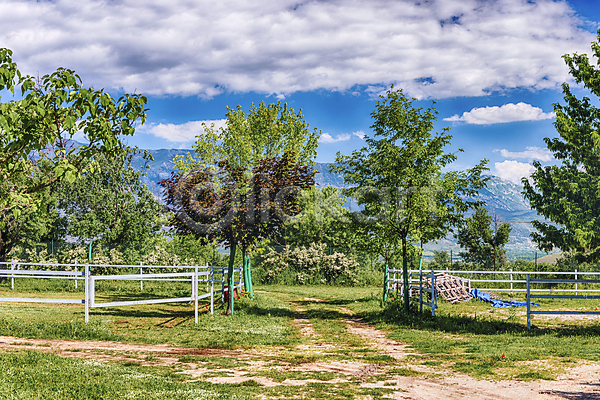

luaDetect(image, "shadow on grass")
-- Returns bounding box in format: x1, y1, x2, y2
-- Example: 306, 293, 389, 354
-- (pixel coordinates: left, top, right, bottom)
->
94, 293, 190, 302
362, 299, 600, 337
91, 307, 196, 320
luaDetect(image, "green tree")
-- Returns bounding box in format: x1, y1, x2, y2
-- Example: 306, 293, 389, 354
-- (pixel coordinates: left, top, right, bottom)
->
286, 186, 357, 250
0, 48, 147, 265
173, 101, 320, 313
431, 250, 450, 268
331, 86, 488, 311
456, 207, 511, 270
179, 102, 320, 172
0, 186, 62, 263
53, 150, 162, 262
522, 32, 600, 263
163, 152, 315, 313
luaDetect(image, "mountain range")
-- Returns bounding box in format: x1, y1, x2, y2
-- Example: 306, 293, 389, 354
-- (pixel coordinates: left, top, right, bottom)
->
136, 149, 553, 260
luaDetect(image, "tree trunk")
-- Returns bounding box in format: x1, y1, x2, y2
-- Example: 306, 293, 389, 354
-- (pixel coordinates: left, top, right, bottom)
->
226, 243, 237, 315
0, 230, 8, 281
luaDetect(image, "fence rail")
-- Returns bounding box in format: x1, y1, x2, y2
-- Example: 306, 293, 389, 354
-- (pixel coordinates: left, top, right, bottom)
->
0, 262, 244, 324
526, 274, 600, 329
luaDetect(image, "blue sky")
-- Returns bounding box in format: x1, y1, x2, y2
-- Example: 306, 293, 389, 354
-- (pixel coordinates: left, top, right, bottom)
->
1, 0, 599, 183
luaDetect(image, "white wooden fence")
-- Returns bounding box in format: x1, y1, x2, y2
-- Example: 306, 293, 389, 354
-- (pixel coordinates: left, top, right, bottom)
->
0, 262, 243, 323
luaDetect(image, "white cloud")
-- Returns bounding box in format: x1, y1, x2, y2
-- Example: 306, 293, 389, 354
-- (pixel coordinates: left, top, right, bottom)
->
444, 102, 556, 125
494, 160, 536, 183
320, 133, 351, 144
352, 131, 365, 139
146, 119, 227, 143
496, 146, 554, 162
0, 0, 594, 98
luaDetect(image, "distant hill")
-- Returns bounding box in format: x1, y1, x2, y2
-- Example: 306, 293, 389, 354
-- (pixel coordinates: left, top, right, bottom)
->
536, 252, 563, 264
137, 151, 554, 259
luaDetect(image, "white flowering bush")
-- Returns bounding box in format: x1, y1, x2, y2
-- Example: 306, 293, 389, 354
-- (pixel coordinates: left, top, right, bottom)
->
16, 249, 58, 270
59, 246, 88, 266
323, 251, 360, 286
260, 247, 290, 284
259, 243, 359, 285
140, 245, 197, 273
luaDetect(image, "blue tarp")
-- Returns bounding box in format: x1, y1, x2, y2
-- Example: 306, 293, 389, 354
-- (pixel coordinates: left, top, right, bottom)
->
470, 288, 539, 308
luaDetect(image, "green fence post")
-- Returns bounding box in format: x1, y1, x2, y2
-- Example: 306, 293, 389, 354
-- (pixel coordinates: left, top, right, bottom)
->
247, 255, 254, 299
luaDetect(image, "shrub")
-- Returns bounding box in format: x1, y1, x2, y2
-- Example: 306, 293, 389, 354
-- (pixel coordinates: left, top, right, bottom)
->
259, 243, 359, 285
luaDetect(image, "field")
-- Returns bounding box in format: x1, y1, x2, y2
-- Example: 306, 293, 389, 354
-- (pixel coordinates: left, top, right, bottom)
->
1, 279, 600, 399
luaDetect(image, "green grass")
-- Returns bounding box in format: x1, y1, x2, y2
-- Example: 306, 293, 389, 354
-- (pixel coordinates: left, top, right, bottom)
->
0, 283, 296, 348
0, 350, 250, 400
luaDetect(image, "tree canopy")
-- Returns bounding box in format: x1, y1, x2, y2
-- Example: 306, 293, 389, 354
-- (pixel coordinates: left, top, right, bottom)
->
0, 48, 147, 263
53, 149, 162, 261
177, 101, 319, 173
522, 32, 600, 262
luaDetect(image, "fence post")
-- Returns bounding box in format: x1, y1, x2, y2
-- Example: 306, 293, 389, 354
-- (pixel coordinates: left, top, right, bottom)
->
221, 267, 225, 304
11, 260, 15, 290
526, 274, 531, 329
210, 267, 214, 315
575, 269, 578, 296
205, 263, 209, 293
75, 266, 78, 289
194, 266, 198, 324
510, 268, 513, 298
431, 270, 436, 317
140, 262, 143, 291
85, 263, 90, 324
419, 269, 423, 313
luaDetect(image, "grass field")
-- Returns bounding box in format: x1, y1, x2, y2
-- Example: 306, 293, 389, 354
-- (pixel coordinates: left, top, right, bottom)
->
1, 278, 600, 399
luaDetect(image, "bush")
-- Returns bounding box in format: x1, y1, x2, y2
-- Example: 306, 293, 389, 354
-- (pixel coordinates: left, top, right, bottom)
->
258, 243, 360, 286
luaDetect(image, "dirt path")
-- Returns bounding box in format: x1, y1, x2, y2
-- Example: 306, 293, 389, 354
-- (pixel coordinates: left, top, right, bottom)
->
289, 299, 319, 337
338, 308, 600, 399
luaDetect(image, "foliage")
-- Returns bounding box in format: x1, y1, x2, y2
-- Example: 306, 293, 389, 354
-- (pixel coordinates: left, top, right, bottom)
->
53, 149, 162, 255
0, 47, 147, 212
259, 243, 360, 286
162, 153, 314, 249
0, 185, 61, 262
456, 206, 511, 269
286, 186, 358, 249
523, 32, 600, 263
177, 101, 320, 172
429, 250, 450, 269
0, 48, 147, 262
